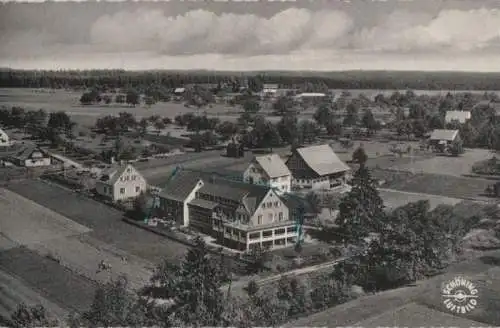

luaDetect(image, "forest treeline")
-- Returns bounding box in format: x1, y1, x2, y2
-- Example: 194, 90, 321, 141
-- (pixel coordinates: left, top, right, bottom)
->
3, 69, 500, 90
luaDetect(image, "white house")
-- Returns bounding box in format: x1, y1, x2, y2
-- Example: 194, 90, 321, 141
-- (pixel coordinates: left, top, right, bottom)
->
0, 128, 10, 147
445, 111, 471, 124
9, 145, 51, 167
286, 144, 351, 190
429, 129, 460, 152
243, 154, 291, 194
95, 164, 147, 202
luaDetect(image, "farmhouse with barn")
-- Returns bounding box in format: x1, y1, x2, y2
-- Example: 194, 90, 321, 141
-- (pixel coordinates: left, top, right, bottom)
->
8, 144, 51, 167
286, 144, 351, 190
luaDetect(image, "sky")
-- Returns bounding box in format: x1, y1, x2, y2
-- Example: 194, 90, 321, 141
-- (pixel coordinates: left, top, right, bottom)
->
2, 0, 500, 71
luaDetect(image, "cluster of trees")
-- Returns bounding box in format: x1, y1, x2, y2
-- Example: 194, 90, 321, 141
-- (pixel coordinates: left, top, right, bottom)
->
314, 151, 479, 290
0, 106, 76, 146
8, 69, 500, 90
94, 112, 171, 136
80, 89, 141, 106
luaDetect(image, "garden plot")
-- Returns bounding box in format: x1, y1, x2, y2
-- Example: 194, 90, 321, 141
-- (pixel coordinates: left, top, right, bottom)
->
0, 188, 91, 248
29, 234, 154, 291
389, 148, 492, 176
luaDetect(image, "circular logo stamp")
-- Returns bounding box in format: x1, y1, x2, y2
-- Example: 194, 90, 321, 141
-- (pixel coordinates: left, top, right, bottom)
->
442, 276, 478, 314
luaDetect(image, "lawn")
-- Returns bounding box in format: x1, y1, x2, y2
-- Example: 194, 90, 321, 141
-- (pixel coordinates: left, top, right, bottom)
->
6, 179, 190, 264
0, 88, 241, 127
379, 189, 463, 210
390, 148, 493, 177
377, 170, 493, 201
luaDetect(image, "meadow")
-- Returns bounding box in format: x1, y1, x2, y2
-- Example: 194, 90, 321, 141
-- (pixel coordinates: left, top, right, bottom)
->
0, 88, 246, 127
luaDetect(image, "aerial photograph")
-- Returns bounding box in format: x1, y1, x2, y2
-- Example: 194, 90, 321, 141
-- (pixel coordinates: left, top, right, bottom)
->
1, 0, 500, 327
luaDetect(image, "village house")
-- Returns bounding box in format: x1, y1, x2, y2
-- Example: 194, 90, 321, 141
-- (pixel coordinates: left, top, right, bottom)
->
261, 83, 279, 99
428, 129, 460, 152
8, 144, 51, 167
445, 110, 471, 124
173, 87, 185, 102
286, 144, 351, 190
158, 171, 299, 251
243, 154, 291, 194
95, 164, 147, 202
0, 128, 10, 147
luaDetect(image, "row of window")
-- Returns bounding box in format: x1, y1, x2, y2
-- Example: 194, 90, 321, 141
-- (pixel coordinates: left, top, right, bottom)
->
257, 212, 284, 224
198, 193, 239, 207
262, 201, 280, 209
120, 175, 138, 182
296, 176, 340, 184
246, 226, 297, 240
119, 186, 141, 194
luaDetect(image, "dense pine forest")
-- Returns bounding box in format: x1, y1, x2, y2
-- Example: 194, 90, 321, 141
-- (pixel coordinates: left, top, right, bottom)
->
3, 69, 500, 90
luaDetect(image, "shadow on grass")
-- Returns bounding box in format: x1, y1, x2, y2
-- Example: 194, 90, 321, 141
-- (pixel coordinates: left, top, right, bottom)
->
479, 255, 500, 266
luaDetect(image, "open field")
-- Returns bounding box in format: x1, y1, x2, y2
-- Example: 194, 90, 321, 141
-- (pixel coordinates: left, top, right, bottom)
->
0, 188, 91, 249
0, 247, 97, 314
354, 302, 486, 327
379, 188, 463, 210
0, 88, 243, 127
31, 234, 153, 291
0, 269, 69, 321
378, 171, 493, 201
6, 179, 190, 264
286, 250, 500, 327
390, 148, 494, 177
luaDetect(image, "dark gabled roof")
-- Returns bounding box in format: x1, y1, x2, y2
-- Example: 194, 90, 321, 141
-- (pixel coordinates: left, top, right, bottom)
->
99, 164, 129, 185
159, 171, 203, 202
158, 169, 271, 215
188, 198, 219, 210
11, 144, 46, 161
199, 177, 271, 214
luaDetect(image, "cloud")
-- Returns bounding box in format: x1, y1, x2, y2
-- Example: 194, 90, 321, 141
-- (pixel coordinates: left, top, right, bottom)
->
85, 6, 500, 57
88, 8, 354, 55
351, 8, 500, 52
4, 4, 500, 70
